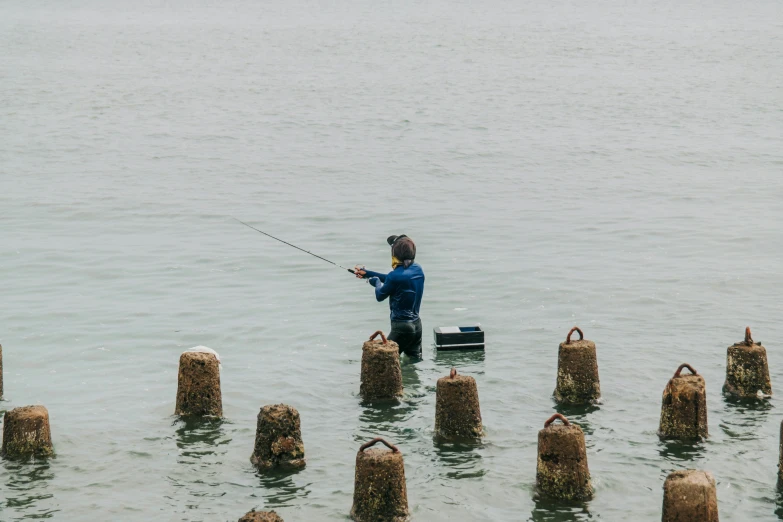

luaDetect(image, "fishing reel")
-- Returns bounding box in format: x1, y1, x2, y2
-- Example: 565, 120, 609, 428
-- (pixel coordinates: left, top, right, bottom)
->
349, 265, 369, 279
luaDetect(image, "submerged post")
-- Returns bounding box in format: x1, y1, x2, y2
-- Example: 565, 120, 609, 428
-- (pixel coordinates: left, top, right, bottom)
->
351, 437, 409, 522
662, 470, 719, 521
658, 363, 708, 440
175, 350, 222, 417
2, 405, 54, 459
723, 327, 772, 399
238, 510, 284, 522
360, 331, 403, 400
554, 327, 601, 405
250, 404, 306, 471
435, 367, 483, 440
536, 413, 592, 500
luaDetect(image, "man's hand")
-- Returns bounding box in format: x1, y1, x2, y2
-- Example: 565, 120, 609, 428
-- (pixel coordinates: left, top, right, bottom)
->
368, 276, 380, 287
354, 265, 367, 279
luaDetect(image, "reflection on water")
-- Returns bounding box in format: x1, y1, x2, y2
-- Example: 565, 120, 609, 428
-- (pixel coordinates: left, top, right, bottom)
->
2, 459, 58, 518
358, 360, 423, 442
658, 439, 706, 462
529, 495, 593, 522
553, 403, 600, 418
400, 360, 423, 392
358, 399, 420, 446
433, 348, 486, 370
174, 416, 229, 460
359, 398, 412, 426
167, 416, 234, 507
720, 399, 773, 440
432, 440, 486, 480
552, 404, 599, 436
255, 468, 311, 508
174, 417, 310, 510
723, 396, 774, 412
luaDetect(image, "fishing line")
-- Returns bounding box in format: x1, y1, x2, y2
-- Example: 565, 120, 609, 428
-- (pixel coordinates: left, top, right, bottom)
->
233, 217, 361, 276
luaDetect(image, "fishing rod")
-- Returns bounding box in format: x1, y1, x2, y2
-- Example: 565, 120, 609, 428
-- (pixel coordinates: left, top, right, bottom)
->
233, 218, 366, 277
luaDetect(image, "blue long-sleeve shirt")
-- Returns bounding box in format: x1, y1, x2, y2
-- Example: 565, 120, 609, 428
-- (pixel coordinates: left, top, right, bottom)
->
365, 264, 425, 322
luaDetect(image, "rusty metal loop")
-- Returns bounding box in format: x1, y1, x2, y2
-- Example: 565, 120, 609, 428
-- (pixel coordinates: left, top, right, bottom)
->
369, 330, 388, 344
450, 367, 457, 379
673, 363, 698, 378
359, 437, 399, 453
544, 413, 570, 428
566, 326, 584, 344
745, 327, 754, 345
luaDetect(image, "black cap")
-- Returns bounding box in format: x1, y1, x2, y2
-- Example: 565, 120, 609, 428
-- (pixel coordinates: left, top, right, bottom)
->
387, 234, 407, 246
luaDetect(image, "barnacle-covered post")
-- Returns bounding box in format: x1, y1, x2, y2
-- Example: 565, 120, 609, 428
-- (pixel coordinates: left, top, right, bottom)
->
536, 413, 592, 500
435, 367, 483, 440
250, 404, 306, 471
779, 419, 783, 484
360, 331, 403, 400
351, 437, 409, 521
238, 510, 284, 522
2, 405, 54, 459
662, 470, 719, 521
723, 327, 771, 399
554, 327, 601, 404
659, 363, 708, 440
175, 351, 222, 417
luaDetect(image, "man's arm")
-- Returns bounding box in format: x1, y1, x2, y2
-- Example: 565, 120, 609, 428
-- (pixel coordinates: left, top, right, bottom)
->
371, 274, 396, 302
363, 269, 387, 282
354, 266, 387, 283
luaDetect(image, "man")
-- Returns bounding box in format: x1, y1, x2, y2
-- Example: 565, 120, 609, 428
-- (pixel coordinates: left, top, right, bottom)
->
355, 235, 425, 358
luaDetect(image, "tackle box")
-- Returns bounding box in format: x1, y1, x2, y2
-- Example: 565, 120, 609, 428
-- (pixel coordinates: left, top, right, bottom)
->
433, 325, 484, 351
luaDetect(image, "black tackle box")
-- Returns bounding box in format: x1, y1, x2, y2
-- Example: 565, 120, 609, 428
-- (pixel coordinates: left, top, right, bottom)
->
433, 325, 484, 351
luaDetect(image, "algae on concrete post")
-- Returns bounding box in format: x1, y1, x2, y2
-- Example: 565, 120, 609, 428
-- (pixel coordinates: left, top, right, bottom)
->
360, 330, 403, 401
2, 405, 54, 459
658, 363, 708, 440
251, 404, 306, 471
554, 326, 601, 405
175, 351, 222, 417
536, 413, 592, 500
435, 367, 483, 440
351, 437, 409, 522
238, 510, 284, 522
723, 327, 772, 399
662, 469, 719, 522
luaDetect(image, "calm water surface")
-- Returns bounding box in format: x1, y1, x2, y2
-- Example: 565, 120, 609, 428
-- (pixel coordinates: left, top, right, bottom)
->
1, 0, 782, 520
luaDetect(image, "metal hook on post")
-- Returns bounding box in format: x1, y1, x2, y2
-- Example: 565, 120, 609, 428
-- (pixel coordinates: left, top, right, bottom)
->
369, 330, 388, 344
673, 363, 698, 378
359, 437, 400, 453
745, 327, 754, 345
544, 413, 571, 428
566, 327, 584, 344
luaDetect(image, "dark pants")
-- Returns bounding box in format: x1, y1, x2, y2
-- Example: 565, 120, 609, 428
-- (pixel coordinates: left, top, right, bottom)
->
389, 318, 422, 358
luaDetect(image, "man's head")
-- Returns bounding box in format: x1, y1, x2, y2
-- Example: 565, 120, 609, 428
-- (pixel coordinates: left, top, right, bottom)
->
386, 234, 406, 247
388, 234, 416, 268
